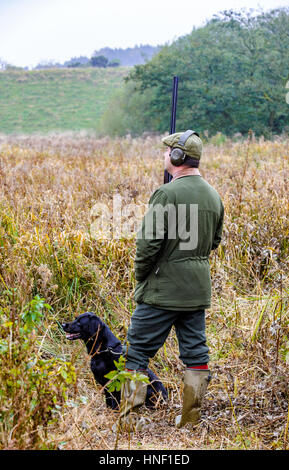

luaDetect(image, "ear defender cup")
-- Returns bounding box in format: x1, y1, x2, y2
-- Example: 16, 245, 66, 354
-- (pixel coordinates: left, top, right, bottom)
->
170, 147, 186, 166
170, 130, 200, 166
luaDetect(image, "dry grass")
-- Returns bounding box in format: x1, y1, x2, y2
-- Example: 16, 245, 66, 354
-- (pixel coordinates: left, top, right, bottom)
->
0, 132, 288, 450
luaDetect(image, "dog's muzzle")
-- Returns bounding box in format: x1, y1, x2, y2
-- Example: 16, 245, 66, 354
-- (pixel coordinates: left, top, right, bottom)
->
62, 323, 82, 340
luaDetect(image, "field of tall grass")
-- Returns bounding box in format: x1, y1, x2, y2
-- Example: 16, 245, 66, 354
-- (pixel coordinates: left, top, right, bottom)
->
0, 132, 288, 450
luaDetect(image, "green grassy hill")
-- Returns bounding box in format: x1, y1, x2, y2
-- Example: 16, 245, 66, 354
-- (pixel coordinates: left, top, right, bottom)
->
0, 67, 129, 134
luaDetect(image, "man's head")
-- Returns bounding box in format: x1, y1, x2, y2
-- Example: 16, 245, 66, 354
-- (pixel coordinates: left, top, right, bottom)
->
162, 130, 202, 172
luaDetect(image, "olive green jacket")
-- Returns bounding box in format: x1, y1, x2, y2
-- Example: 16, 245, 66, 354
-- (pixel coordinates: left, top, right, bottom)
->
134, 175, 224, 310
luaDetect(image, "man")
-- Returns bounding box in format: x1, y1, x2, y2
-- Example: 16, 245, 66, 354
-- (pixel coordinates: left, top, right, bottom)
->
121, 130, 224, 428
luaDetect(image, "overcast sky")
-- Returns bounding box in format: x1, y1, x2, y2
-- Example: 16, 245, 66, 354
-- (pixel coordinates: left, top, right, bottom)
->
0, 0, 288, 68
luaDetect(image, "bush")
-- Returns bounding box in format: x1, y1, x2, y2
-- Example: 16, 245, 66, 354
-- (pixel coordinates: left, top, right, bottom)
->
90, 55, 108, 68
0, 294, 76, 449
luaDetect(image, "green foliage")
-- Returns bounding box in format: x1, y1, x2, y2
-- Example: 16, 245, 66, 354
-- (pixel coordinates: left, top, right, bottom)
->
20, 295, 52, 332
0, 295, 76, 449
118, 8, 289, 137
104, 356, 149, 392
99, 80, 159, 136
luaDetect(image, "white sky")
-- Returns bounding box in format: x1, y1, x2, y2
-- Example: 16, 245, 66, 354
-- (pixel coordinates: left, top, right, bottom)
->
0, 0, 288, 68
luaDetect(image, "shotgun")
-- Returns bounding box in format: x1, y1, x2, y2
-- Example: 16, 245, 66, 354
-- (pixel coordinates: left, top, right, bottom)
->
164, 76, 179, 184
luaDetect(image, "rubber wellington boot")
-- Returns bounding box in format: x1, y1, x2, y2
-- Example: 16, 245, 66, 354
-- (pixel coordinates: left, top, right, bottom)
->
119, 371, 148, 420
175, 368, 211, 428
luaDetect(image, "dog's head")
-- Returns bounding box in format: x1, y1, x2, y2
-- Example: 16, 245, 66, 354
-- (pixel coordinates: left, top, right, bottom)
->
62, 312, 104, 343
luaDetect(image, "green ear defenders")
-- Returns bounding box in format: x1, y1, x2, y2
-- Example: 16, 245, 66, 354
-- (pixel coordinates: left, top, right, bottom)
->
170, 129, 200, 166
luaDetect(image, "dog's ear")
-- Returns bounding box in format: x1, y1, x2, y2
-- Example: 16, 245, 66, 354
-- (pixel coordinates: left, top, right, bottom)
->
87, 314, 104, 339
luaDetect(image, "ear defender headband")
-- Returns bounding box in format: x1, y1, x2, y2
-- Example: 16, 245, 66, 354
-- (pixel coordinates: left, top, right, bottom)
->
169, 129, 200, 166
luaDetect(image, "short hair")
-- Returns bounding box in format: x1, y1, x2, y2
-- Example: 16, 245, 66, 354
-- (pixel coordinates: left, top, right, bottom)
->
183, 155, 200, 168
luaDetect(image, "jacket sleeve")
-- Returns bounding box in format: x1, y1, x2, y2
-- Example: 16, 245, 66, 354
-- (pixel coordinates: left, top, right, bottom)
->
211, 199, 224, 250
134, 189, 168, 281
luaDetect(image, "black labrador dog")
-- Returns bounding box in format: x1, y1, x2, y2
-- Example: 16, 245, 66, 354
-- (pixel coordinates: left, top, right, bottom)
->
62, 312, 167, 410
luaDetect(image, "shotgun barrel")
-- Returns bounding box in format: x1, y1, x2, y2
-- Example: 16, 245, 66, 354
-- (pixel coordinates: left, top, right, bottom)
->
164, 76, 179, 184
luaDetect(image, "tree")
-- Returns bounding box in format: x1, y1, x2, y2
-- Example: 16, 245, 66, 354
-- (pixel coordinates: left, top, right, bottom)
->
121, 8, 289, 137
90, 55, 109, 68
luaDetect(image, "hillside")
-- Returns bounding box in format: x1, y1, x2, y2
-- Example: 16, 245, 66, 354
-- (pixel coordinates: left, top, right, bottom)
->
0, 67, 129, 134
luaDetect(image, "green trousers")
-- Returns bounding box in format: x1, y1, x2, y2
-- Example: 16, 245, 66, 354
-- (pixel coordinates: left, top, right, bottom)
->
125, 303, 209, 370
